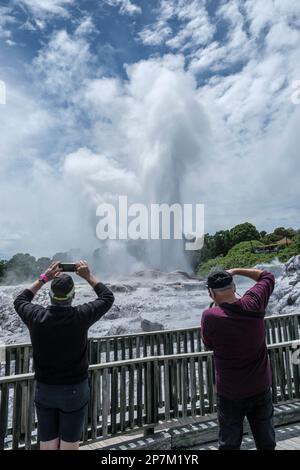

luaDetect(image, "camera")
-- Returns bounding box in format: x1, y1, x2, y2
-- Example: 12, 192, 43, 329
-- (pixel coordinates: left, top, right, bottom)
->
59, 263, 77, 272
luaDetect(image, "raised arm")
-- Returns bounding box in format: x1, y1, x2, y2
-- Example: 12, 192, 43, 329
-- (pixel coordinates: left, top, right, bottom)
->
228, 268, 275, 313
75, 261, 115, 327
227, 268, 264, 282
14, 261, 62, 324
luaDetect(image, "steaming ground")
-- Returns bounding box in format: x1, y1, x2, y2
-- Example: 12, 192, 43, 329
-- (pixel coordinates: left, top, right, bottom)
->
1, 258, 297, 346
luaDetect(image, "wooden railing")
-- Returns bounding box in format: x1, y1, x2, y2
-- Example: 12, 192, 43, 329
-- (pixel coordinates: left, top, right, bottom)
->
0, 340, 300, 450
1, 312, 300, 377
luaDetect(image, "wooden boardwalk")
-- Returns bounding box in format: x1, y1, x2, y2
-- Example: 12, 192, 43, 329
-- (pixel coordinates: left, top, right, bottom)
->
188, 422, 300, 450
80, 419, 300, 451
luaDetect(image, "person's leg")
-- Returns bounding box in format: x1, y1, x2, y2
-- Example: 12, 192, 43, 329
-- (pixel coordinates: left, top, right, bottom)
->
40, 438, 60, 451
59, 402, 88, 450
246, 389, 276, 451
60, 440, 80, 450
35, 403, 60, 450
217, 394, 245, 450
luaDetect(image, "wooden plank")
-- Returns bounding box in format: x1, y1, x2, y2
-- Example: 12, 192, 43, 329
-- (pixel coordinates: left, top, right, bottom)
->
197, 356, 205, 415
110, 367, 118, 434
170, 358, 178, 418
128, 337, 133, 360
24, 380, 34, 450
146, 361, 152, 424
105, 339, 110, 363
113, 339, 118, 362
102, 368, 109, 437
183, 331, 188, 354
285, 346, 293, 399
150, 335, 155, 357
269, 349, 278, 403
23, 346, 30, 374
190, 357, 196, 417
285, 437, 300, 450
181, 359, 188, 419
121, 337, 126, 361
276, 347, 286, 401
129, 364, 135, 428
189, 330, 195, 353
153, 360, 159, 423
136, 336, 141, 359
206, 356, 215, 413
143, 335, 147, 359
163, 359, 170, 421
119, 366, 126, 432
137, 363, 143, 427
12, 381, 22, 449
156, 335, 163, 407
176, 331, 181, 355
0, 383, 9, 449
277, 319, 283, 344
91, 371, 99, 440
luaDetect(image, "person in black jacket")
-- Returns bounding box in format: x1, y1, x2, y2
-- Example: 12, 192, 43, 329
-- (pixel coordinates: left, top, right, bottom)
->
14, 260, 114, 450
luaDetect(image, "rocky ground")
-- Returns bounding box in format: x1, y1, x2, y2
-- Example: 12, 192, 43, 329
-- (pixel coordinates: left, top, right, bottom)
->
0, 258, 299, 345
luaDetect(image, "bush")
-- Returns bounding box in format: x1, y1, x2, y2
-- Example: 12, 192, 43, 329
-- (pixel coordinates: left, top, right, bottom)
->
197, 239, 300, 276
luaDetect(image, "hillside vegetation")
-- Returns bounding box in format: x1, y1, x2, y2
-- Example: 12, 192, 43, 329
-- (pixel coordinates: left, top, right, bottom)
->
196, 223, 300, 276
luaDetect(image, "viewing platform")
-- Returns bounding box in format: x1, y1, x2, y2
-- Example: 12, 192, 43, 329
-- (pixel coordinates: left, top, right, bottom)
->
0, 312, 300, 450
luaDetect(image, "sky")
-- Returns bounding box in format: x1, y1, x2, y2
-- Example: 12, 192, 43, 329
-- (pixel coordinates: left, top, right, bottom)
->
0, 0, 300, 261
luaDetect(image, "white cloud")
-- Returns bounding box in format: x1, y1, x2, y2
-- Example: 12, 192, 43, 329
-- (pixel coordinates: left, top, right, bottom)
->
139, 0, 215, 50
245, 0, 300, 37
0, 6, 16, 40
32, 29, 94, 100
74, 16, 96, 36
104, 0, 142, 16
189, 0, 254, 74
18, 0, 74, 19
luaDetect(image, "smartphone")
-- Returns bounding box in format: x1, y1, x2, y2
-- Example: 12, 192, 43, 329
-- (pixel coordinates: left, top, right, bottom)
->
59, 263, 77, 272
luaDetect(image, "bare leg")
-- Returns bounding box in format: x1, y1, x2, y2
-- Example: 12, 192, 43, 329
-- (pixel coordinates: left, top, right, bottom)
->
40, 438, 60, 450
60, 440, 80, 450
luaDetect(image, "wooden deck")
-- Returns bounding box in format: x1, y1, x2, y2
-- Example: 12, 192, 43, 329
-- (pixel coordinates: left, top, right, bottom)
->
189, 422, 300, 450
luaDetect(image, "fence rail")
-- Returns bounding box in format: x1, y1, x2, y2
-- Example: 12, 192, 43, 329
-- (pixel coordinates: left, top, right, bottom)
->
1, 340, 300, 450
1, 312, 300, 377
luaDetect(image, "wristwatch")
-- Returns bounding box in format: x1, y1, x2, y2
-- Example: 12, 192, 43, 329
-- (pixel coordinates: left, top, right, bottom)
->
39, 273, 49, 284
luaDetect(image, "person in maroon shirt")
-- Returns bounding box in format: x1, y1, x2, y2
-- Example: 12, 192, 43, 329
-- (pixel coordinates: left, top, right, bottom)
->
201, 267, 276, 450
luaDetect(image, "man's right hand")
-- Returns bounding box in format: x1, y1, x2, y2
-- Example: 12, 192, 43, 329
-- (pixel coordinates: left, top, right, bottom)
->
75, 260, 91, 280
227, 269, 237, 276
226, 268, 264, 282
44, 261, 63, 281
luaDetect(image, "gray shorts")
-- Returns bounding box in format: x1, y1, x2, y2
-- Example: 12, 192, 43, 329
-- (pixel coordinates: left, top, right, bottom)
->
34, 379, 90, 443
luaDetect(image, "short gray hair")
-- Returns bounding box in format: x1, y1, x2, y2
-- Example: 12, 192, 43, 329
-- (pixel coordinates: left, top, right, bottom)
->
210, 282, 235, 293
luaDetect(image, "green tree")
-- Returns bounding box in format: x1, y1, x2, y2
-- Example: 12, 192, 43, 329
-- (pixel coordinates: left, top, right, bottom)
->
229, 223, 260, 246
273, 227, 296, 239
0, 260, 7, 281
5, 253, 37, 282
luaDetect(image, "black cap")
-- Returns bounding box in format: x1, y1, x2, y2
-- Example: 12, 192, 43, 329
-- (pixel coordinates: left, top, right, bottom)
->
50, 274, 74, 300
207, 269, 233, 289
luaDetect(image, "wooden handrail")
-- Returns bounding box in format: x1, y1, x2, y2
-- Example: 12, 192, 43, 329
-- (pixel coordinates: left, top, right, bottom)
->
1, 339, 299, 384
3, 311, 300, 351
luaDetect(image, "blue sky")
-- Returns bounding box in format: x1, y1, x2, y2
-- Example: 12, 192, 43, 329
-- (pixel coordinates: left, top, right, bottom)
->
0, 0, 300, 258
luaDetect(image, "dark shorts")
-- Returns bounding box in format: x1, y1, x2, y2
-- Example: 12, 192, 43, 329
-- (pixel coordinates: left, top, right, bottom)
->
217, 388, 276, 450
34, 379, 90, 443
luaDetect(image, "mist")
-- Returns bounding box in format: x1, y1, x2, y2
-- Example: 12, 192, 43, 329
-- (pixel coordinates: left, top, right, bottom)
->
0, 54, 210, 274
